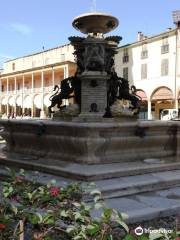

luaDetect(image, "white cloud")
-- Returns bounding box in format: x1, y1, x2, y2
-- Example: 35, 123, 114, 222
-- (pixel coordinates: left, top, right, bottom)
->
10, 23, 32, 36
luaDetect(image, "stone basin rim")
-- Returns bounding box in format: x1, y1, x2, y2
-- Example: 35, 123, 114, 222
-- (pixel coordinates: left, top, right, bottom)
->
72, 12, 119, 34
0, 119, 178, 128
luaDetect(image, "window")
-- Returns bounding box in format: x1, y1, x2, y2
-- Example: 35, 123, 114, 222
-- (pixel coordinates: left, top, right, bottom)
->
141, 44, 148, 59
123, 67, 128, 80
12, 63, 15, 71
141, 63, 147, 79
161, 59, 169, 76
122, 48, 129, 63
161, 37, 169, 54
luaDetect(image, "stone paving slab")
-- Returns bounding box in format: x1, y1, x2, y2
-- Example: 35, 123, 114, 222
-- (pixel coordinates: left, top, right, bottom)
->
136, 195, 180, 208
157, 187, 180, 198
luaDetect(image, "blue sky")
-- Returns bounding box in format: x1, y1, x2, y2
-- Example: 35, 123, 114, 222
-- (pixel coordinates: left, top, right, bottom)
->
0, 0, 180, 67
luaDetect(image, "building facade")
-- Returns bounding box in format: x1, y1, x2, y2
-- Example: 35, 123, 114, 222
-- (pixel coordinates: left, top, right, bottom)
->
0, 44, 76, 118
115, 24, 180, 120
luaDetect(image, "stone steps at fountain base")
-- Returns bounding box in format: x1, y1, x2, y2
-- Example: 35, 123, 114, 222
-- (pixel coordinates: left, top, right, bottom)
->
106, 187, 180, 224
0, 147, 180, 181
95, 169, 180, 199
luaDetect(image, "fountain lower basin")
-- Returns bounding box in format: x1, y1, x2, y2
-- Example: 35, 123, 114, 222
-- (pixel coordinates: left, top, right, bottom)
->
1, 119, 180, 164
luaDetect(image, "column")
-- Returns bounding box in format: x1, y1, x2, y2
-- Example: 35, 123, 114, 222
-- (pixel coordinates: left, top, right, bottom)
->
22, 75, 24, 115
6, 78, 9, 117
40, 71, 45, 118
14, 77, 17, 94
0, 78, 2, 114
31, 73, 34, 118
175, 99, 179, 111
63, 65, 69, 105
7, 103, 9, 117
6, 78, 9, 95
31, 103, 34, 118
14, 78, 16, 114
52, 68, 55, 87
147, 99, 152, 120
31, 73, 34, 93
0, 78, 2, 95
63, 65, 69, 79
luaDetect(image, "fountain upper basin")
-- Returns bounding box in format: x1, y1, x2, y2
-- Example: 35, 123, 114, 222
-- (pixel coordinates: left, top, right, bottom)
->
72, 12, 119, 34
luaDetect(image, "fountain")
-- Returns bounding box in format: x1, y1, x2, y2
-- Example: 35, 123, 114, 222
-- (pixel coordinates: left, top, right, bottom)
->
0, 11, 180, 180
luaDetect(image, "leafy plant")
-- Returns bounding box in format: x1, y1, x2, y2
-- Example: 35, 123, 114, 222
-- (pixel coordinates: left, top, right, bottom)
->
0, 168, 178, 240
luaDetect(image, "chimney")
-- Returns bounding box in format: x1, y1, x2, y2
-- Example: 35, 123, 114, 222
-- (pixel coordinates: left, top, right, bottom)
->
137, 32, 143, 41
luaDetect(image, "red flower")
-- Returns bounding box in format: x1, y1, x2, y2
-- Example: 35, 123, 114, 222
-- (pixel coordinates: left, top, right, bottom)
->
0, 224, 6, 230
49, 187, 60, 197
15, 176, 25, 183
176, 238, 180, 240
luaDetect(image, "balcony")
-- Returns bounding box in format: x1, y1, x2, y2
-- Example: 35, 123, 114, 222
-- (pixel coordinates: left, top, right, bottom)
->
161, 44, 169, 54
0, 86, 55, 97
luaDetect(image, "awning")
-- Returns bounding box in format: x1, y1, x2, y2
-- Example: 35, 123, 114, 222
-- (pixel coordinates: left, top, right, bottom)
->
151, 87, 173, 101
34, 95, 42, 109
44, 94, 51, 107
24, 96, 32, 108
136, 90, 147, 101
16, 96, 22, 107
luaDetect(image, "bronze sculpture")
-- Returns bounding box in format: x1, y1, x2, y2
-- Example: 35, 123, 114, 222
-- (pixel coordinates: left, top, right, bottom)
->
48, 12, 141, 118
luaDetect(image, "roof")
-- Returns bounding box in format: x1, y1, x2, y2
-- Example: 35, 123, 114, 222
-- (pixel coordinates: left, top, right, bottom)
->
118, 28, 176, 50
5, 43, 72, 63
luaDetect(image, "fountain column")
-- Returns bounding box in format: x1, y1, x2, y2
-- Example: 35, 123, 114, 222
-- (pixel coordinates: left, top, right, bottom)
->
70, 12, 120, 120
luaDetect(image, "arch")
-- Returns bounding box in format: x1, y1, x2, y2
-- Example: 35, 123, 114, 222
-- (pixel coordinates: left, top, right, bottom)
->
151, 87, 173, 101
16, 96, 22, 107
8, 96, 16, 106
24, 95, 32, 108
44, 94, 51, 107
178, 88, 180, 99
33, 95, 42, 109
136, 89, 147, 101
1, 97, 8, 105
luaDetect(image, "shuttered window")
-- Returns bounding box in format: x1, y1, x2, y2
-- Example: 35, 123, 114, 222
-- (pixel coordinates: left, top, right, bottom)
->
141, 63, 147, 79
161, 59, 169, 76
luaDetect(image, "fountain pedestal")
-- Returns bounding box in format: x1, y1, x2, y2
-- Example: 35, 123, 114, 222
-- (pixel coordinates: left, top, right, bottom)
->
79, 71, 108, 119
